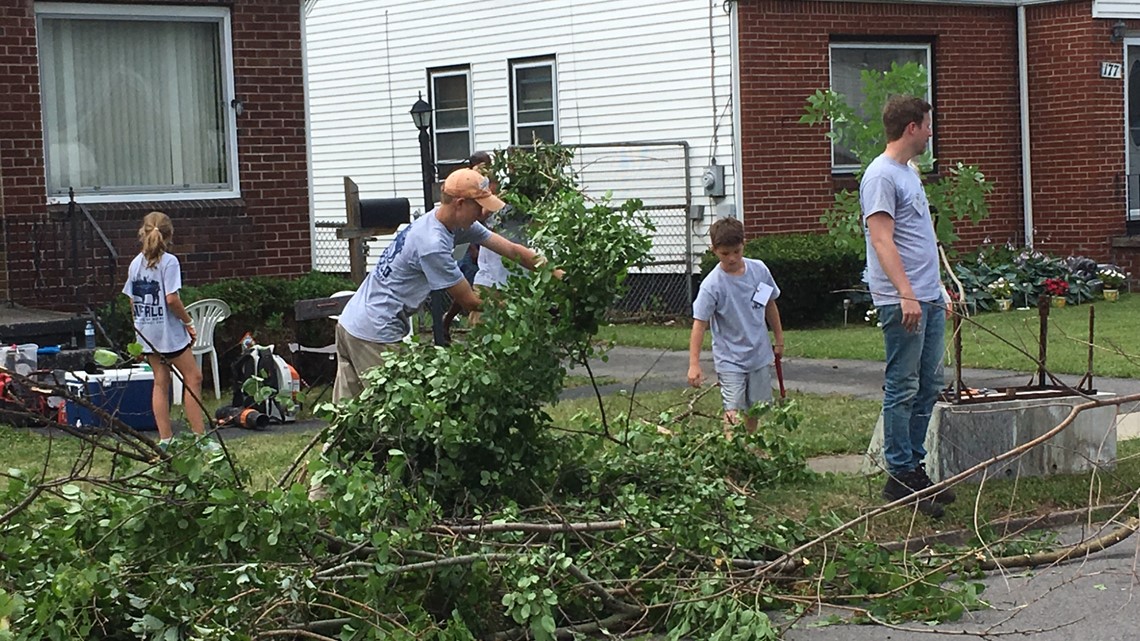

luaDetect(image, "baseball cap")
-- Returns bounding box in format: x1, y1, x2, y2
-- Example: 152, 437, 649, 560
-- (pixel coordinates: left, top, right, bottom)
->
442, 168, 505, 213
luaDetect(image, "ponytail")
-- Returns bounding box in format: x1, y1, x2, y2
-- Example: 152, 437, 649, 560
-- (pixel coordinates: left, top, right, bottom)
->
137, 211, 174, 269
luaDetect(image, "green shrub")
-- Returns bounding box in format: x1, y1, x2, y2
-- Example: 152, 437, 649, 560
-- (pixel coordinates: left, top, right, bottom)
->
952, 248, 1105, 310
699, 233, 864, 327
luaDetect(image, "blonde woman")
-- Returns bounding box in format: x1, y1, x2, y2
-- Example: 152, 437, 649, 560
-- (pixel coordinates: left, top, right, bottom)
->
122, 211, 212, 450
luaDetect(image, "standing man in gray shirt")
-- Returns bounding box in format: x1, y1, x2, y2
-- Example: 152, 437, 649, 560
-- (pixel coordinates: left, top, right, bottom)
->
861, 95, 955, 518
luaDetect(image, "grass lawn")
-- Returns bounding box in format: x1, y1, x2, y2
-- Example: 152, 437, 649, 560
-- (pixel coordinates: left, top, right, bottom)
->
600, 293, 1140, 378
547, 387, 881, 458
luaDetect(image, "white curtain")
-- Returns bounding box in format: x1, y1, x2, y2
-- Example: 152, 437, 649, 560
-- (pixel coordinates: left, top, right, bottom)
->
39, 17, 228, 195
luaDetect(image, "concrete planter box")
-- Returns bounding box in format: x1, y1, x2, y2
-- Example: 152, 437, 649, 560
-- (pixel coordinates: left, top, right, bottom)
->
863, 394, 1117, 482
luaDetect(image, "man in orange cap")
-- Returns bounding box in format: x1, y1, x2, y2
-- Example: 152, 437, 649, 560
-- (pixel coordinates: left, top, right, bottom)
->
332, 167, 557, 401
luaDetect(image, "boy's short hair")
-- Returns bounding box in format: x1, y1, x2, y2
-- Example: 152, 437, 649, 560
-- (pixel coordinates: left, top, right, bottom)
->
708, 217, 745, 249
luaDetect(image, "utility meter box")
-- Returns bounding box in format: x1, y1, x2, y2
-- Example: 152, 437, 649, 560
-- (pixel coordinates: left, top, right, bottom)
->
702, 163, 725, 198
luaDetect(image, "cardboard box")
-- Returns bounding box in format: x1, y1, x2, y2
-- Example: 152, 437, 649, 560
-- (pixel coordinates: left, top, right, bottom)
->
64, 366, 159, 431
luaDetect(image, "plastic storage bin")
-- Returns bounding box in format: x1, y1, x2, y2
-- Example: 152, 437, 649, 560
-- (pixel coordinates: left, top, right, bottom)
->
1, 343, 38, 376
64, 366, 158, 431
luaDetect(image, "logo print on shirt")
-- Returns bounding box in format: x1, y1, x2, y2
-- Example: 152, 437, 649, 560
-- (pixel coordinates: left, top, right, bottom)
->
130, 278, 165, 320
375, 226, 409, 280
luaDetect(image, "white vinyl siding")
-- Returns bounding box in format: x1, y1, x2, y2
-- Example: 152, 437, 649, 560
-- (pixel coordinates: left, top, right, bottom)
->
1094, 1, 1140, 19
36, 2, 239, 204
304, 0, 735, 272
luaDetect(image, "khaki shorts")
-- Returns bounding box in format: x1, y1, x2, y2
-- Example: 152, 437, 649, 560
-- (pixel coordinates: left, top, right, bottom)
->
333, 323, 399, 402
718, 365, 774, 412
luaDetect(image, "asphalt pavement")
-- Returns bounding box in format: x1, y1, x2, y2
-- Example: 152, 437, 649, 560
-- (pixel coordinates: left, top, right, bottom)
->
783, 521, 1140, 641
567, 345, 1140, 404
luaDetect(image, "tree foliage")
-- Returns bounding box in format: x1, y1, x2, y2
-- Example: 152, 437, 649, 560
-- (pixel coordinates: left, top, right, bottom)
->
2, 143, 1003, 640
800, 61, 994, 255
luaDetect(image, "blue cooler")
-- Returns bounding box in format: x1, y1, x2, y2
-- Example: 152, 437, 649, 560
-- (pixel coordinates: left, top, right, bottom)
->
64, 366, 158, 431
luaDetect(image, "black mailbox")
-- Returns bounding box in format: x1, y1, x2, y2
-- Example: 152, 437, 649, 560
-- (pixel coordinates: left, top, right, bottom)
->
359, 198, 410, 230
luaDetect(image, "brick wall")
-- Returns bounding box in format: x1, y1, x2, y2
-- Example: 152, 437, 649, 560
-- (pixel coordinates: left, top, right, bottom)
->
737, 1, 1024, 249
1025, 1, 1126, 263
0, 0, 311, 311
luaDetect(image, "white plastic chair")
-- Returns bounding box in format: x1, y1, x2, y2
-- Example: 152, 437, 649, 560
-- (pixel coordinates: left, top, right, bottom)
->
174, 298, 231, 403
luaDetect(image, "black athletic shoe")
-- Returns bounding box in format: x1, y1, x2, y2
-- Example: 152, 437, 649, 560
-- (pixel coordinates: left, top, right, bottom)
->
914, 465, 956, 505
882, 471, 944, 519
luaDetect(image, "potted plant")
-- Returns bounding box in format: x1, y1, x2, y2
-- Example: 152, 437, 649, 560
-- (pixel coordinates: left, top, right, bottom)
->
1044, 277, 1069, 307
986, 277, 1013, 311
1098, 267, 1126, 302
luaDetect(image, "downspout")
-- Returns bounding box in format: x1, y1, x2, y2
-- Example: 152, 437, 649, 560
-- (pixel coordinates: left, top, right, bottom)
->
301, 1, 317, 270
1018, 3, 1034, 247
729, 0, 744, 220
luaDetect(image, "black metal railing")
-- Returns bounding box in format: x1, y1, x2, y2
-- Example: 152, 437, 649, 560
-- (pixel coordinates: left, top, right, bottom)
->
65, 189, 119, 315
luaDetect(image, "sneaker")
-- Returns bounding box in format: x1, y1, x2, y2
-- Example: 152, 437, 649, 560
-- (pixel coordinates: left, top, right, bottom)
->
914, 465, 956, 505
882, 471, 944, 519
157, 438, 172, 452
199, 439, 222, 453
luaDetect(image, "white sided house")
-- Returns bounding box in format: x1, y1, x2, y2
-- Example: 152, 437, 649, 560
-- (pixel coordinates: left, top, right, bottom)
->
303, 0, 739, 312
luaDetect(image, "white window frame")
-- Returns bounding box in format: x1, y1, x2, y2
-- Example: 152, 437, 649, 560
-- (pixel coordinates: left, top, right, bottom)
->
828, 42, 932, 174
509, 57, 558, 146
36, 2, 240, 204
428, 67, 472, 177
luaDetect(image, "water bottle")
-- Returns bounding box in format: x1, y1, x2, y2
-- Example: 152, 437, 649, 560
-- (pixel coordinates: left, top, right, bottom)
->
84, 320, 96, 349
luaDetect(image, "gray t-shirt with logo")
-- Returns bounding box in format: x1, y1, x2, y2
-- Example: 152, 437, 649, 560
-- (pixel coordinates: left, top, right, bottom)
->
123, 252, 189, 354
692, 258, 781, 374
339, 209, 491, 343
860, 153, 941, 307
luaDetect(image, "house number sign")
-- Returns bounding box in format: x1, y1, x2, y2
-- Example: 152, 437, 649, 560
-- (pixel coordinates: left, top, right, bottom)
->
1102, 61, 1123, 79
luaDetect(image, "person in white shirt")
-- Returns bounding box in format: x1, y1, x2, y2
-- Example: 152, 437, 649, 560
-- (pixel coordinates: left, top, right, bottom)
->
122, 211, 209, 449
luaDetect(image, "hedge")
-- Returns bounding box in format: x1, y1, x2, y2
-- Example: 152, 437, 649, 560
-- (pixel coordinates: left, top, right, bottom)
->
699, 233, 864, 327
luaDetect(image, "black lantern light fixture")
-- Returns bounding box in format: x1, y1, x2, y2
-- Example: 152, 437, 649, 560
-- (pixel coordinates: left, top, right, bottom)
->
1112, 20, 1127, 43
410, 92, 432, 130
408, 91, 435, 218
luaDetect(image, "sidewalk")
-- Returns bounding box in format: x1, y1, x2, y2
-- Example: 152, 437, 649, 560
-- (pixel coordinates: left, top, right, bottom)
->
571, 345, 1140, 406
568, 346, 1140, 473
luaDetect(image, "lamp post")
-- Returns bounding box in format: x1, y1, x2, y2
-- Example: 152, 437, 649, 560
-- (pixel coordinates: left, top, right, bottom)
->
410, 93, 434, 214
410, 93, 448, 346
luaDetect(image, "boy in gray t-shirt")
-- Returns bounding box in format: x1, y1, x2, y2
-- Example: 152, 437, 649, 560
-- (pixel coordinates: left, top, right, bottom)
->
687, 217, 784, 435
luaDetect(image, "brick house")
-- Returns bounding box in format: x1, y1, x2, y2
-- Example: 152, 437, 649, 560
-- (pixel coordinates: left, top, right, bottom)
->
735, 0, 1140, 284
0, 1, 311, 314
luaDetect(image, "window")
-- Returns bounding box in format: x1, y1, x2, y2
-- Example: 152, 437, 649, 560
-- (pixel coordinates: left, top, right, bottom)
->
510, 57, 557, 145
36, 3, 238, 203
829, 43, 932, 172
429, 67, 471, 179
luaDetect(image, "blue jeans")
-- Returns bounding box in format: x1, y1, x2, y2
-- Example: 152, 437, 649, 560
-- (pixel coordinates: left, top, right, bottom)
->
878, 300, 945, 475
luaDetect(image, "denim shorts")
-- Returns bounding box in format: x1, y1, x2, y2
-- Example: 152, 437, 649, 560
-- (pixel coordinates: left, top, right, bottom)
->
718, 366, 774, 411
